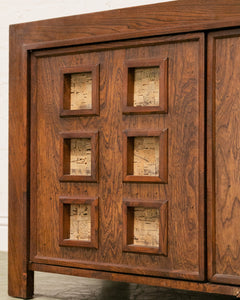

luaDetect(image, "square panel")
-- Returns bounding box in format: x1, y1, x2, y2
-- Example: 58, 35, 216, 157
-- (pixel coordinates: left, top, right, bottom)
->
59, 196, 98, 248
60, 131, 98, 182
60, 64, 99, 117
123, 129, 168, 183
123, 58, 168, 114
123, 199, 168, 255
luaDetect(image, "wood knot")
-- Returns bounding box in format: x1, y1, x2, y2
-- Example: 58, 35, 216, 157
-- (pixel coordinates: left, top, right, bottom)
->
22, 272, 28, 280
236, 290, 240, 298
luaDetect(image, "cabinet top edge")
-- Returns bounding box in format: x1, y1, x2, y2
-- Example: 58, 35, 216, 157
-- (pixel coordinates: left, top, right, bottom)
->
9, 0, 240, 49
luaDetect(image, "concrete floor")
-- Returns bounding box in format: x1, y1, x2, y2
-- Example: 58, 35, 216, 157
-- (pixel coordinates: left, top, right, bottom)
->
0, 252, 235, 300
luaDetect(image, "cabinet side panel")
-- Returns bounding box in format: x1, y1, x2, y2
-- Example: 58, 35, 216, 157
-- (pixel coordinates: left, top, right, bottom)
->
208, 29, 240, 285
8, 29, 34, 298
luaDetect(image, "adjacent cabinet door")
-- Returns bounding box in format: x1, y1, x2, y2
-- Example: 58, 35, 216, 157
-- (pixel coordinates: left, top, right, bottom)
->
208, 29, 240, 285
30, 33, 205, 281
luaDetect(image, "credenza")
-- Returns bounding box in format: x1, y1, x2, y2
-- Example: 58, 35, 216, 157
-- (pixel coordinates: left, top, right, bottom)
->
9, 1, 240, 297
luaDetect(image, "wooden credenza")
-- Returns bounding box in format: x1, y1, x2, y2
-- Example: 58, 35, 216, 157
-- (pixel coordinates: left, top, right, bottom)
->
8, 1, 240, 298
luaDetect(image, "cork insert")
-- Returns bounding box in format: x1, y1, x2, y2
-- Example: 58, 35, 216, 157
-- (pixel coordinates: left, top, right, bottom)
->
70, 138, 91, 176
128, 136, 159, 176
64, 72, 92, 110
128, 207, 159, 247
63, 138, 91, 176
69, 204, 91, 241
129, 67, 159, 107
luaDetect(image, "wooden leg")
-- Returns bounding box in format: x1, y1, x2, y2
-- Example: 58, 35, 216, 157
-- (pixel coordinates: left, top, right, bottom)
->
8, 264, 34, 299
8, 169, 34, 298
8, 194, 34, 298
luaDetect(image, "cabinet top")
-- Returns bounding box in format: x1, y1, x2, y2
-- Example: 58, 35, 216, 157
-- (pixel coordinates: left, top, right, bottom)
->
10, 0, 240, 49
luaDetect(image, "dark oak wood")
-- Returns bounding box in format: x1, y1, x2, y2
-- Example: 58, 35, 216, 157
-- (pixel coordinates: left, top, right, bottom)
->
29, 33, 206, 59
28, 33, 204, 282
8, 26, 34, 299
29, 255, 203, 280
207, 28, 240, 286
8, 1, 240, 298
28, 263, 240, 297
10, 0, 240, 50
10, 31, 206, 298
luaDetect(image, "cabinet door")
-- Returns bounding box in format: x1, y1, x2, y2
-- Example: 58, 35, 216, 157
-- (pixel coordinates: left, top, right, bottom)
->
30, 33, 205, 281
208, 29, 240, 285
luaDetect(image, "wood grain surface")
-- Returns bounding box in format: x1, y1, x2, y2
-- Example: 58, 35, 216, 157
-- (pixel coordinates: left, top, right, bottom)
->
10, 0, 240, 50
9, 1, 240, 297
8, 27, 34, 299
208, 29, 240, 285
29, 33, 204, 281
29, 262, 240, 297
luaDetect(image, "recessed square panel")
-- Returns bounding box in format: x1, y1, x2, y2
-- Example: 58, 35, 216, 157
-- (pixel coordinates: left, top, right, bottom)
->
60, 64, 99, 117
60, 131, 98, 182
123, 199, 168, 255
123, 129, 168, 183
123, 58, 168, 114
59, 197, 98, 248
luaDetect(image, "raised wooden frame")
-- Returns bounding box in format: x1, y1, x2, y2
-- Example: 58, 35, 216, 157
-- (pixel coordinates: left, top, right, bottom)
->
59, 131, 98, 182
122, 199, 168, 255
59, 196, 98, 248
9, 0, 240, 298
60, 64, 99, 117
123, 58, 168, 114
122, 129, 168, 183
207, 28, 240, 286
28, 32, 205, 293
